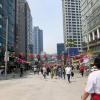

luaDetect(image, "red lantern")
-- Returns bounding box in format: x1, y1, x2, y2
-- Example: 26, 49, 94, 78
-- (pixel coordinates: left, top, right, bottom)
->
28, 53, 33, 57
80, 54, 84, 59
50, 54, 53, 59
62, 54, 64, 60
66, 54, 70, 59
42, 53, 46, 58
34, 54, 39, 58
74, 54, 78, 59
56, 54, 59, 59
19, 53, 24, 57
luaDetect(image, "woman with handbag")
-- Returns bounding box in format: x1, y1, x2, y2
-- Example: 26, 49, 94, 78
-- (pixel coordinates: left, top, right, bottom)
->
82, 55, 100, 100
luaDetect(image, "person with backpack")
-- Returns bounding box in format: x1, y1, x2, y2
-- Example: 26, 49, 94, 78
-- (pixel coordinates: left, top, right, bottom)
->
82, 55, 100, 100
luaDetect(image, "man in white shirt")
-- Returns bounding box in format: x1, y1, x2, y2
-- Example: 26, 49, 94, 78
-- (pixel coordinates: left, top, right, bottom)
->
65, 66, 71, 83
82, 55, 100, 100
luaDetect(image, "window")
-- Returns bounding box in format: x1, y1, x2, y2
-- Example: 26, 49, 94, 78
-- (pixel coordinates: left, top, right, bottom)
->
0, 25, 2, 28
0, 4, 2, 8
0, 15, 2, 19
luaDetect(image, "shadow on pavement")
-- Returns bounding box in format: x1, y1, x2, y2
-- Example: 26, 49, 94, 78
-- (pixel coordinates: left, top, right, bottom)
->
0, 71, 33, 81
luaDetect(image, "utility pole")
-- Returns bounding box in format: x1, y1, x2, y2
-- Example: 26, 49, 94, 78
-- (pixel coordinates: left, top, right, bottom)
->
5, 17, 8, 79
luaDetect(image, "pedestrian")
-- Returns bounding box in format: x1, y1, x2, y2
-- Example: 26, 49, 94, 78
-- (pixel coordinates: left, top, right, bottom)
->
77, 65, 79, 70
82, 55, 100, 100
33, 65, 37, 74
20, 63, 24, 77
42, 66, 47, 79
65, 65, 72, 83
50, 66, 54, 79
80, 64, 85, 77
62, 66, 66, 79
57, 65, 62, 78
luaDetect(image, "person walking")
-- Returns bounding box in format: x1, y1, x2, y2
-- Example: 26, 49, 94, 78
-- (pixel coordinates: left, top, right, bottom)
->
80, 64, 85, 77
82, 55, 100, 100
42, 66, 47, 79
50, 66, 54, 79
20, 63, 24, 77
62, 66, 66, 79
65, 65, 71, 83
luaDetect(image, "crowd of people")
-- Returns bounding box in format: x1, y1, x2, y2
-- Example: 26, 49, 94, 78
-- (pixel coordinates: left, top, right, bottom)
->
33, 61, 80, 83
33, 55, 100, 100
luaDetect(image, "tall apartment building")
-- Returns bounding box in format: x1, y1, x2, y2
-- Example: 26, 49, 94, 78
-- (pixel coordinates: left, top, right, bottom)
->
81, 0, 100, 55
0, 0, 15, 50
33, 27, 43, 54
62, 0, 82, 53
15, 0, 33, 59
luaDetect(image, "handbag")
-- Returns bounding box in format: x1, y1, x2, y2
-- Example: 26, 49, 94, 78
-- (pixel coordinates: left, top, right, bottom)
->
71, 72, 74, 77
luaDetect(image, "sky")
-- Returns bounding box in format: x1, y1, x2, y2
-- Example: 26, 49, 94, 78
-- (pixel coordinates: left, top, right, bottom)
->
27, 0, 63, 54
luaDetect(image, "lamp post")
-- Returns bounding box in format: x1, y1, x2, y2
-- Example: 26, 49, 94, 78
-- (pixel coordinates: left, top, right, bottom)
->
4, 17, 8, 79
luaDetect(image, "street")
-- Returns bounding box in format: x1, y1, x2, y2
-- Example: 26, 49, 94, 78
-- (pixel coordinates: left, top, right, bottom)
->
0, 73, 90, 100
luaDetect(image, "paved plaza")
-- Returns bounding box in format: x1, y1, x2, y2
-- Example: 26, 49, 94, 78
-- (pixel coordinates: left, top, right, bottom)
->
0, 73, 90, 100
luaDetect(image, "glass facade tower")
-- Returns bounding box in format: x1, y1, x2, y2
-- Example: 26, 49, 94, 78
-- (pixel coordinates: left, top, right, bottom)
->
33, 27, 43, 54
81, 0, 100, 54
0, 0, 15, 49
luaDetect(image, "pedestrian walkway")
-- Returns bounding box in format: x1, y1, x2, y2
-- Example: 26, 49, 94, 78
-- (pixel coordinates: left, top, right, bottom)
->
0, 73, 90, 100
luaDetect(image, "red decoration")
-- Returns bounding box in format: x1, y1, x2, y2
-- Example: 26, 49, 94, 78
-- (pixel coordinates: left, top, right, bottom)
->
66, 54, 70, 59
56, 54, 59, 59
74, 54, 78, 59
19, 53, 24, 57
34, 54, 39, 58
50, 54, 53, 59
42, 53, 46, 58
80, 54, 84, 59
62, 54, 64, 60
28, 53, 33, 57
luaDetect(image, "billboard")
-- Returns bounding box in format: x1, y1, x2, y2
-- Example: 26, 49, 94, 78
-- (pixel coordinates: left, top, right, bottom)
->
65, 47, 79, 57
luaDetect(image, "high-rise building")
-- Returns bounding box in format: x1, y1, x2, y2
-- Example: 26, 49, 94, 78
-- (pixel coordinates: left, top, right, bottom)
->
57, 43, 64, 56
62, 0, 82, 53
0, 0, 3, 47
33, 27, 43, 54
25, 2, 33, 60
15, 0, 26, 56
0, 0, 15, 50
15, 0, 33, 59
81, 0, 100, 55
